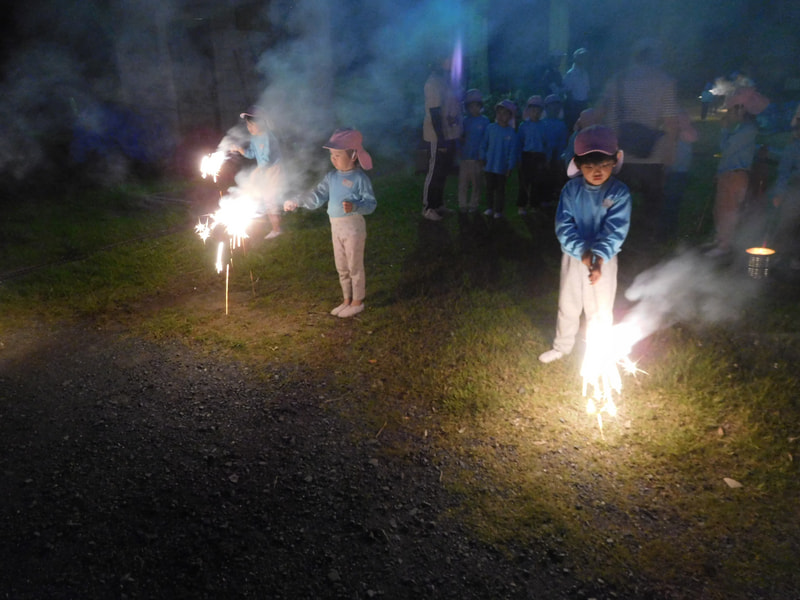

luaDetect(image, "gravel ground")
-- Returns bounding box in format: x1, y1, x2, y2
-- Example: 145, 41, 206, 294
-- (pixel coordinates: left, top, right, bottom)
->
0, 322, 603, 600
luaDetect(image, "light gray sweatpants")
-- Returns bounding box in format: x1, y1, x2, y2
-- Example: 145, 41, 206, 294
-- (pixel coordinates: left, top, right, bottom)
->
553, 253, 618, 355
330, 215, 367, 302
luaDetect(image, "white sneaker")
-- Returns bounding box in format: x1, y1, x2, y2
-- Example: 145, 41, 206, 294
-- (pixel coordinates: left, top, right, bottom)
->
538, 349, 564, 364
338, 304, 365, 318
264, 230, 283, 240
422, 208, 443, 221
330, 303, 350, 316
493, 211, 503, 219
483, 208, 494, 217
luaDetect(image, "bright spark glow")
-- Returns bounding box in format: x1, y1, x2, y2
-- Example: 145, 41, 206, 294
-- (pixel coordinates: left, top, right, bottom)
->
195, 219, 211, 242
200, 151, 228, 182
580, 320, 645, 433
215, 241, 224, 274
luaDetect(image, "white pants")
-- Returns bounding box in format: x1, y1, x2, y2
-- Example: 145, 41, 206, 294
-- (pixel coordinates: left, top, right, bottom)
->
330, 216, 367, 302
458, 159, 483, 211
553, 253, 618, 355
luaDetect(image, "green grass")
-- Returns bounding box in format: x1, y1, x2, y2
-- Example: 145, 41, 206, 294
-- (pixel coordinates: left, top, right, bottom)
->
2, 121, 800, 598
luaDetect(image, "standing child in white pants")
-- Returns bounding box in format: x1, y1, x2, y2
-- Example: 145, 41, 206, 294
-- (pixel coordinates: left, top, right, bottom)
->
539, 125, 632, 363
284, 128, 376, 318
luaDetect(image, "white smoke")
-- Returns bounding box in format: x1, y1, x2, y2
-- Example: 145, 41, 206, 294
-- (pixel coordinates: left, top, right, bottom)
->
619, 250, 758, 343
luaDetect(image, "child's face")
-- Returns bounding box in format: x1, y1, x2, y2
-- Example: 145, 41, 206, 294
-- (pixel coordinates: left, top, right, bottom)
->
527, 106, 543, 121
579, 158, 615, 186
495, 107, 511, 126
246, 119, 264, 135
467, 102, 482, 117
329, 148, 357, 171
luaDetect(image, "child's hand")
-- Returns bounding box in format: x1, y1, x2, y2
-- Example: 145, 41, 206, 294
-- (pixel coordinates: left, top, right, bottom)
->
342, 200, 354, 213
587, 255, 604, 285
283, 200, 298, 212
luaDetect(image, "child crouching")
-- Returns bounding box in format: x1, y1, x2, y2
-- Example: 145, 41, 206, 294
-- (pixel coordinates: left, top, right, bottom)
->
284, 128, 377, 318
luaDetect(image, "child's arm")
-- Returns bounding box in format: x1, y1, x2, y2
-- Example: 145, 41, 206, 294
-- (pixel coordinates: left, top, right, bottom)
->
591, 184, 632, 263
284, 174, 332, 212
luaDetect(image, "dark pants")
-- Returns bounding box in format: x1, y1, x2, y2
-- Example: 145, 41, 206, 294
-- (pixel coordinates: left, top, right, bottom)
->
422, 139, 456, 211
517, 152, 548, 209
564, 98, 588, 132
617, 162, 665, 234
485, 171, 508, 214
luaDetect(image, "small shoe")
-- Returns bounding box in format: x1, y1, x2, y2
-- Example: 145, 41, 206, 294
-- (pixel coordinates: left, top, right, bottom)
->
330, 302, 350, 316
338, 303, 365, 318
493, 211, 503, 219
538, 349, 564, 364
483, 208, 494, 217
518, 207, 527, 216
422, 208, 443, 221
264, 230, 283, 240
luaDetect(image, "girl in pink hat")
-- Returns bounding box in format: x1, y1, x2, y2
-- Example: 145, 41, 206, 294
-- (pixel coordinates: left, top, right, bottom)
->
284, 128, 376, 318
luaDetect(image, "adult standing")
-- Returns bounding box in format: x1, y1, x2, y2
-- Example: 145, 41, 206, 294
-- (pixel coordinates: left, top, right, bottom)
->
422, 54, 462, 221
561, 48, 591, 131
599, 38, 679, 239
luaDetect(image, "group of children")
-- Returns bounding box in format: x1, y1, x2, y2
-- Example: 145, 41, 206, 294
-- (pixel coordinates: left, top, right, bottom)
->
458, 91, 571, 218
230, 106, 376, 319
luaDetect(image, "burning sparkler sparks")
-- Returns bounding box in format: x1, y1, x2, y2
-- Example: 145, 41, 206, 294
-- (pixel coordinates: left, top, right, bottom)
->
580, 320, 645, 434
200, 150, 229, 182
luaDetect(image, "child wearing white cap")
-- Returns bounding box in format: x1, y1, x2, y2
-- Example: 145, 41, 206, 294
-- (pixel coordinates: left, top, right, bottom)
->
539, 125, 632, 363
284, 128, 376, 318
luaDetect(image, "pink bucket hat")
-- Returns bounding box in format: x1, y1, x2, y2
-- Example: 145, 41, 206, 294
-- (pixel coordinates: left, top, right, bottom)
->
566, 125, 623, 178
544, 94, 562, 105
240, 105, 266, 120
323, 128, 373, 170
495, 99, 517, 114
575, 108, 601, 130
526, 95, 544, 108
464, 89, 484, 105
728, 87, 770, 116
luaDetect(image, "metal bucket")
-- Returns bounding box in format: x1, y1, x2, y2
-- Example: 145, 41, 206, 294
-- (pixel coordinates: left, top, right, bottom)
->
745, 247, 775, 279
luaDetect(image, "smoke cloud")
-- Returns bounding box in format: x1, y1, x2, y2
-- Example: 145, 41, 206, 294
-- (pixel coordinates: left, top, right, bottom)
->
619, 250, 759, 344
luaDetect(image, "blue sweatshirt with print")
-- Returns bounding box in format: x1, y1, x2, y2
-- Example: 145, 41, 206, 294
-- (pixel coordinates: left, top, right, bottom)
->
480, 122, 518, 174
555, 176, 631, 262
461, 114, 490, 161
298, 168, 377, 219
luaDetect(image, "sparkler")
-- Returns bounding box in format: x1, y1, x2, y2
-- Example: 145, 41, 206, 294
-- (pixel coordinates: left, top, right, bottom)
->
580, 319, 645, 435
200, 150, 229, 182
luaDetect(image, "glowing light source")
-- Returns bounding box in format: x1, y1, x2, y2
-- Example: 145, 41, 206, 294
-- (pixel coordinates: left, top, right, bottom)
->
580, 320, 645, 434
200, 151, 228, 182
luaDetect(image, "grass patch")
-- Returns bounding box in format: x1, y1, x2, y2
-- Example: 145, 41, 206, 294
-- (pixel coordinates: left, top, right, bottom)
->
2, 122, 800, 598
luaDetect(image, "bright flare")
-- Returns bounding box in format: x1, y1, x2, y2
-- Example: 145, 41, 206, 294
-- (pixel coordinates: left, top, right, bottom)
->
580, 320, 644, 432
200, 151, 228, 182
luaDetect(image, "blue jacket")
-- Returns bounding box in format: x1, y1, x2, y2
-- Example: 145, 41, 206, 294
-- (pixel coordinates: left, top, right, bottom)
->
540, 117, 569, 163
555, 176, 631, 262
244, 131, 281, 168
461, 114, 490, 161
298, 168, 377, 219
717, 122, 757, 174
480, 123, 518, 174
517, 119, 548, 154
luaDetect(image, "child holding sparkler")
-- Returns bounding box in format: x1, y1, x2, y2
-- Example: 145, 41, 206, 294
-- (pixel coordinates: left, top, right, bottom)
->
234, 105, 286, 240
539, 125, 632, 364
284, 128, 376, 318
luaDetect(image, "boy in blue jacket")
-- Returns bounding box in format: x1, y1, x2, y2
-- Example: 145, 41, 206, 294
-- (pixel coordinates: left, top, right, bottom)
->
481, 99, 518, 219
539, 125, 632, 363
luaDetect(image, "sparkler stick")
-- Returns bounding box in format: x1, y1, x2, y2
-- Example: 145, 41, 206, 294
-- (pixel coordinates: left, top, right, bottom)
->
225, 264, 230, 315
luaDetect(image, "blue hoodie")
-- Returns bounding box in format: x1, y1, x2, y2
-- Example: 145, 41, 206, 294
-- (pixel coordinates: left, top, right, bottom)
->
298, 168, 377, 219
